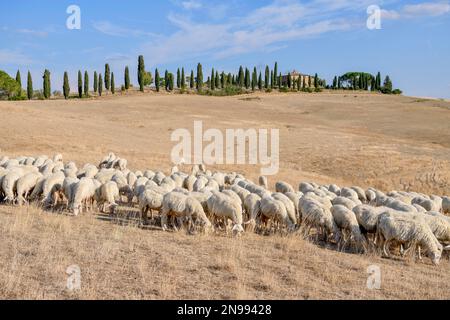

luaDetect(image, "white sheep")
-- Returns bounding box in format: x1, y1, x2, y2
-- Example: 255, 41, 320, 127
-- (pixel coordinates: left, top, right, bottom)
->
331, 205, 366, 251
260, 195, 295, 233
376, 211, 446, 265
41, 171, 65, 206
16, 172, 43, 205
207, 191, 244, 235
299, 195, 340, 241
243, 193, 261, 231
138, 186, 166, 224
1, 170, 22, 202
258, 176, 268, 189
331, 196, 361, 210
161, 192, 212, 233
70, 178, 99, 216
275, 181, 295, 194
443, 196, 450, 214
95, 181, 119, 213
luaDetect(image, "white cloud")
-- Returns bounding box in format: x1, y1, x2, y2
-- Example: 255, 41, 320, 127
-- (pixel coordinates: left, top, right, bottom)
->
381, 9, 401, 20
0, 49, 32, 65
93, 21, 159, 38
181, 0, 202, 10
403, 2, 450, 17
382, 1, 450, 20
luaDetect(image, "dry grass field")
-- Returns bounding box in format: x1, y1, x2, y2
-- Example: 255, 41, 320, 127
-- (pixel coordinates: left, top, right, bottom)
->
0, 91, 449, 299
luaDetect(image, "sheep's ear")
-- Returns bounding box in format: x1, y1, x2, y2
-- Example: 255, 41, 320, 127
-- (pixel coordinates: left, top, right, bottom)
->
444, 245, 450, 251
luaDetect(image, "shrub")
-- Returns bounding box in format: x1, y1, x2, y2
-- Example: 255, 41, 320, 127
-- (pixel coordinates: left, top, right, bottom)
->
392, 89, 402, 95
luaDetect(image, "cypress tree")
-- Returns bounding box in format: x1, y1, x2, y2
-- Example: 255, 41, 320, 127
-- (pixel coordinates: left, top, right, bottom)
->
207, 76, 211, 89
232, 75, 235, 85
270, 70, 274, 89
84, 71, 89, 97
196, 63, 203, 91
177, 68, 181, 89
238, 66, 244, 87
104, 64, 110, 90
332, 76, 337, 89
258, 72, 262, 90
376, 72, 381, 90
111, 72, 115, 94
245, 68, 250, 89
211, 68, 215, 90
314, 73, 318, 88
27, 71, 33, 100
274, 62, 278, 87
138, 55, 145, 87
297, 76, 301, 91
190, 70, 194, 89
181, 68, 185, 89
16, 70, 22, 92
215, 71, 220, 89
93, 71, 98, 93
169, 73, 174, 91
303, 76, 307, 88
279, 73, 282, 89
264, 66, 269, 89
287, 73, 292, 89
227, 73, 232, 86
221, 72, 225, 88
338, 76, 341, 89
78, 70, 82, 98
155, 68, 160, 92
63, 71, 70, 99
165, 70, 169, 91
98, 74, 103, 96
124, 67, 130, 90
43, 69, 51, 99
140, 70, 145, 92
251, 67, 257, 91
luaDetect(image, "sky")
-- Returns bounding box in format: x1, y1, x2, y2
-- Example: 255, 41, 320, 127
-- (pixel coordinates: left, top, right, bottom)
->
0, 0, 449, 98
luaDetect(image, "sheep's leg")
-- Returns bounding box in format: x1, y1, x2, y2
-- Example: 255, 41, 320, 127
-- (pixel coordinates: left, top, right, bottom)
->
383, 239, 391, 258
141, 206, 149, 225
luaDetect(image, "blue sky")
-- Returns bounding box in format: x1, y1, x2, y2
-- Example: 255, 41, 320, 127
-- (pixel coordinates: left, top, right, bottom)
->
1, 0, 449, 98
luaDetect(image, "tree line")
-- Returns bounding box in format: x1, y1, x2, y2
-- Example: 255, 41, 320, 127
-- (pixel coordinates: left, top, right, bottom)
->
1, 56, 401, 100
330, 72, 400, 94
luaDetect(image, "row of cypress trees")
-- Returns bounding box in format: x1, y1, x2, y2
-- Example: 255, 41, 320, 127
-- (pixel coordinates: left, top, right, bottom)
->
18, 57, 330, 99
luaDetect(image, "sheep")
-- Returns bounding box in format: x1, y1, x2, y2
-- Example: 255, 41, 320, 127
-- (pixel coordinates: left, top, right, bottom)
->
1, 170, 22, 202
331, 196, 361, 210
272, 193, 297, 227
152, 171, 166, 185
331, 205, 366, 251
258, 176, 268, 189
299, 182, 315, 194
383, 197, 417, 213
41, 172, 65, 206
161, 192, 212, 233
138, 186, 167, 224
365, 189, 377, 204
340, 187, 359, 202
230, 185, 251, 205
284, 191, 301, 220
70, 178, 99, 216
16, 172, 43, 205
275, 181, 295, 194
207, 191, 244, 235
412, 196, 439, 212
298, 195, 340, 242
350, 186, 367, 202
328, 184, 341, 196
95, 181, 120, 214
193, 176, 208, 192
260, 195, 296, 233
143, 170, 155, 179
243, 193, 261, 231
62, 176, 79, 208
376, 211, 446, 265
352, 204, 389, 237
443, 196, 450, 214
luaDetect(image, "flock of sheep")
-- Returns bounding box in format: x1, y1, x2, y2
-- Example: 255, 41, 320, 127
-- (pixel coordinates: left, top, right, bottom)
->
1, 152, 450, 265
